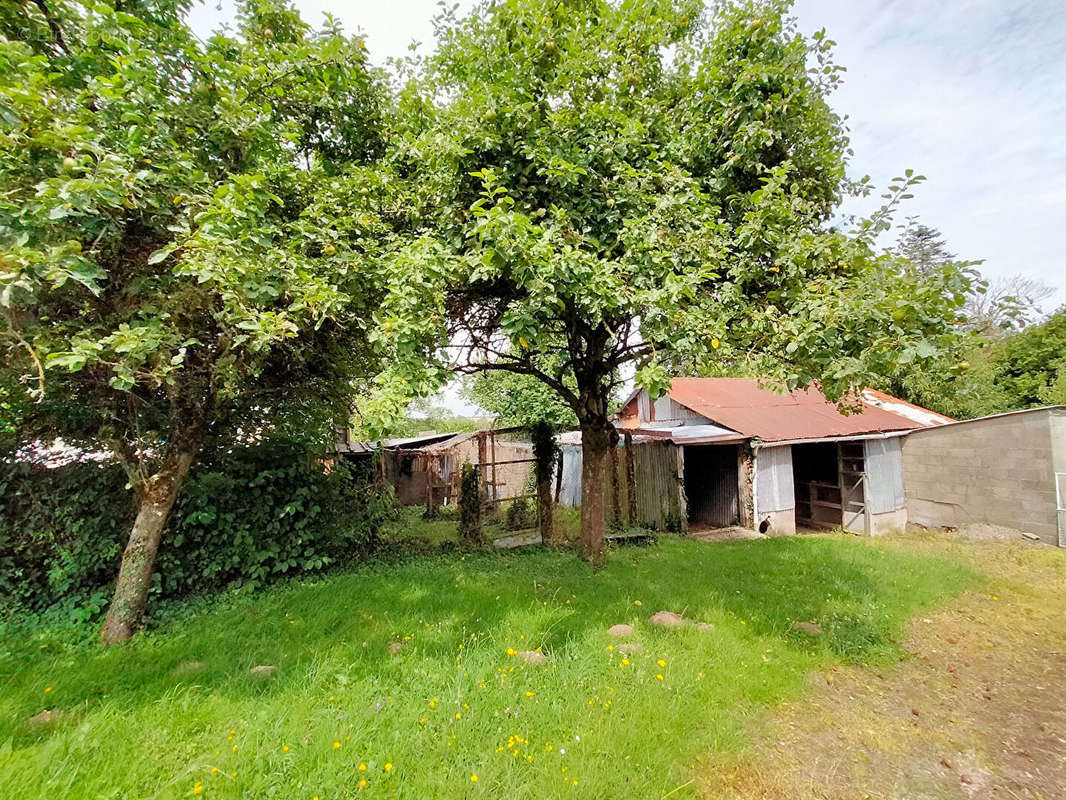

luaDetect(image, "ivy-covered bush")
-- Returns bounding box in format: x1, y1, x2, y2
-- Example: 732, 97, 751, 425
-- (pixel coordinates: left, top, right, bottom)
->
0, 441, 393, 616
0, 460, 132, 616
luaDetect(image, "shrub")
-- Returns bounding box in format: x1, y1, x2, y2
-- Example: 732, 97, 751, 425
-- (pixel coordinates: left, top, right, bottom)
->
503, 496, 535, 530
0, 441, 394, 617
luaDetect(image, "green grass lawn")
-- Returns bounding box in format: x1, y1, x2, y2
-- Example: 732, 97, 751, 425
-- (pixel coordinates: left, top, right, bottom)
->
0, 533, 976, 800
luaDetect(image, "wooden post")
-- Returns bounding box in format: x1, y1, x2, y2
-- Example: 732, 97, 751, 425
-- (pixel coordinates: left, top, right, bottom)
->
477, 432, 487, 496
554, 450, 564, 504
624, 433, 636, 525
737, 443, 755, 529
609, 445, 621, 524
489, 429, 498, 502
675, 443, 687, 534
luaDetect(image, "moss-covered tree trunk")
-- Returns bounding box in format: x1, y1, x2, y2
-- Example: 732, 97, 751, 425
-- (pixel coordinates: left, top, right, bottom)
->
531, 421, 561, 547
457, 462, 483, 546
100, 438, 199, 645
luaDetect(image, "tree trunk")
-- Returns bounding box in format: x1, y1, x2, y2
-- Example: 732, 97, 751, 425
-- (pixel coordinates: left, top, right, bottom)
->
579, 421, 614, 566
530, 421, 561, 547
538, 469, 558, 547
100, 446, 197, 645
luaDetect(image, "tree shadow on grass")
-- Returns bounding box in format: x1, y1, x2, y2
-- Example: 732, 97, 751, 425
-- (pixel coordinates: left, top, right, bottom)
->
1, 535, 975, 746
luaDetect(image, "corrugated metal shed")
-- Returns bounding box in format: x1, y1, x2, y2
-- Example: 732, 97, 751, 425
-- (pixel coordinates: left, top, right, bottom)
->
666, 378, 948, 443
625, 423, 747, 445
863, 437, 906, 513
755, 444, 794, 514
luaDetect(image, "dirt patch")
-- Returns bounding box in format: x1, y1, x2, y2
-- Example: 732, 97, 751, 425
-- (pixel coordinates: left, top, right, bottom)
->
689, 526, 767, 543
701, 535, 1066, 800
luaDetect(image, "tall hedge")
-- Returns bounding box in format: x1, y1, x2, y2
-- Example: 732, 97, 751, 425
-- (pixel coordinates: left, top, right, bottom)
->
0, 441, 393, 616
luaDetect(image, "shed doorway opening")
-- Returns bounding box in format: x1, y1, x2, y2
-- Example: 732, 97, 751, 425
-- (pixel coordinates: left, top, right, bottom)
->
793, 442, 841, 530
792, 441, 868, 532
682, 444, 739, 528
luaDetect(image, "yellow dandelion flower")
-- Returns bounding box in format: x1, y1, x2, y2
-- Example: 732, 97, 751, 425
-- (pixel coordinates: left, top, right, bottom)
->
620, 658, 630, 667
470, 774, 479, 783
193, 783, 204, 795
455, 712, 462, 719
656, 674, 664, 681
359, 779, 367, 789
232, 746, 238, 752
329, 696, 335, 701
229, 729, 235, 735
211, 767, 218, 774
429, 698, 438, 708
282, 746, 289, 753
44, 687, 52, 693
607, 645, 613, 652
506, 648, 517, 656
657, 659, 667, 668
333, 741, 341, 750
525, 691, 535, 697
232, 771, 237, 777
384, 762, 393, 772
358, 763, 367, 772
711, 337, 720, 349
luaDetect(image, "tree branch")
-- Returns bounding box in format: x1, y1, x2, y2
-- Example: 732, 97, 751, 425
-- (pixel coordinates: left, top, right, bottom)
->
28, 0, 70, 56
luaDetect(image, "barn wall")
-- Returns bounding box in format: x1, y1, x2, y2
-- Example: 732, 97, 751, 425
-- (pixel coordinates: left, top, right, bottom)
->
863, 437, 906, 514
437, 436, 533, 502
755, 444, 794, 513
632, 440, 686, 531
1052, 411, 1066, 547
754, 444, 795, 535
902, 408, 1061, 545
558, 445, 582, 507
622, 389, 710, 425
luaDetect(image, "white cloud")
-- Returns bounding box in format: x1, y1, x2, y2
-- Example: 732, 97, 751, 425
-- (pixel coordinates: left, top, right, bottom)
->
794, 0, 1066, 304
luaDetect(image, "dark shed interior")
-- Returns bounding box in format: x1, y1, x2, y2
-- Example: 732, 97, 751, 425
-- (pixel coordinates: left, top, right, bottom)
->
682, 444, 740, 528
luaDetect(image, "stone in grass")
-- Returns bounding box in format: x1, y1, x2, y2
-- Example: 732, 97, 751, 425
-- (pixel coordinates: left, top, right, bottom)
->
28, 709, 59, 726
171, 660, 203, 677
387, 641, 404, 655
517, 650, 548, 665
791, 621, 823, 636
649, 611, 685, 628
249, 664, 279, 677
607, 624, 634, 637
618, 643, 644, 656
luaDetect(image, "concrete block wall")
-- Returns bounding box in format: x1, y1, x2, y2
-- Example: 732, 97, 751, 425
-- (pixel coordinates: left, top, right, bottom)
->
902, 408, 1062, 545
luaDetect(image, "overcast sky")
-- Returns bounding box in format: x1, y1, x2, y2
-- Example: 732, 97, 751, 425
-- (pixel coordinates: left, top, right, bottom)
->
187, 0, 1065, 412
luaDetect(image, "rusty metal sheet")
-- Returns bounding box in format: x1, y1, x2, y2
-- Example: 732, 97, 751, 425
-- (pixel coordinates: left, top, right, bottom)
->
666, 378, 937, 443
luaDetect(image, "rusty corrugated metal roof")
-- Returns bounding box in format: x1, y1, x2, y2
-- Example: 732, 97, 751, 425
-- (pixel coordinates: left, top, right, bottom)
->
666, 378, 944, 443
